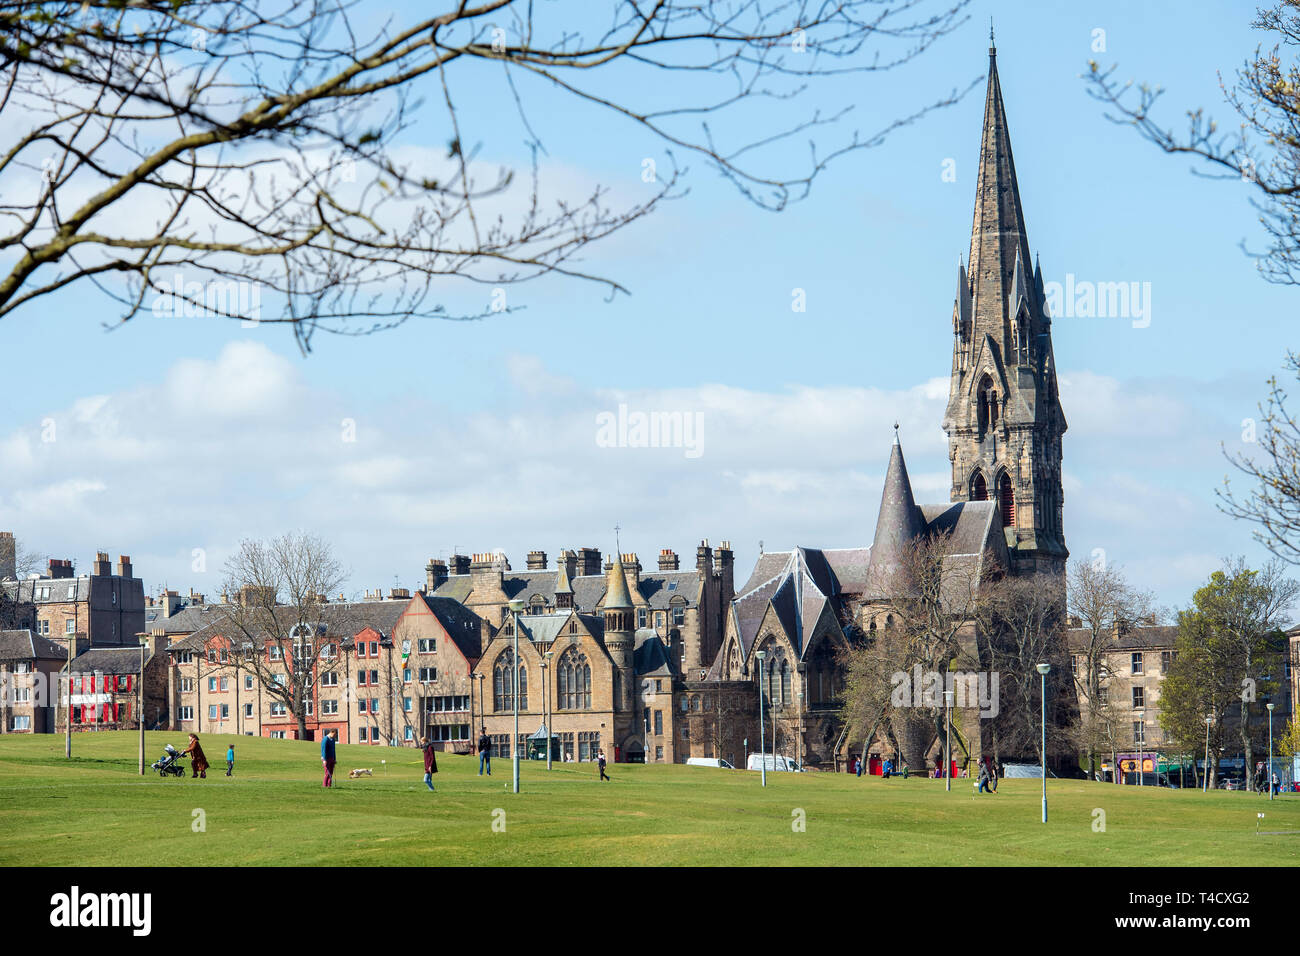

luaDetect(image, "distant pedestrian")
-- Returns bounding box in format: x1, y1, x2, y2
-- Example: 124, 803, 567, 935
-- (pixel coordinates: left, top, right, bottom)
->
598, 750, 610, 781
419, 736, 438, 792
321, 728, 337, 788
855, 756, 864, 778
182, 734, 208, 779
1273, 772, 1281, 797
225, 743, 234, 777
977, 759, 991, 794
477, 728, 491, 776
882, 758, 893, 779
989, 758, 999, 793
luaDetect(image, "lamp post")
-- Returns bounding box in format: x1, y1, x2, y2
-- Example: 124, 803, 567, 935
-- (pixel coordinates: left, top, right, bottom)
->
943, 688, 954, 793
508, 599, 525, 794
796, 690, 804, 771
65, 632, 73, 759
1203, 715, 1213, 793
755, 650, 767, 787
1267, 702, 1275, 801
139, 635, 148, 775
1136, 713, 1144, 787
544, 650, 554, 770
1036, 663, 1050, 823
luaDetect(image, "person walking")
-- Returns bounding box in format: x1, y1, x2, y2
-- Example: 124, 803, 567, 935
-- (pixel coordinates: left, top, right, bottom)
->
182, 734, 209, 779
321, 728, 337, 788
419, 736, 438, 792
1273, 772, 1281, 797
977, 759, 991, 794
477, 727, 491, 776
989, 758, 999, 793
598, 749, 610, 781
882, 758, 893, 780
225, 743, 234, 777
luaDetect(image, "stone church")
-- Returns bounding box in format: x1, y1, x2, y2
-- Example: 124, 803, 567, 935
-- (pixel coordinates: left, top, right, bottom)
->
687, 40, 1070, 770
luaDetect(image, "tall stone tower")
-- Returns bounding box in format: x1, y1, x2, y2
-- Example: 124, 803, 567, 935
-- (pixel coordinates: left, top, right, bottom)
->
602, 550, 636, 714
942, 40, 1068, 581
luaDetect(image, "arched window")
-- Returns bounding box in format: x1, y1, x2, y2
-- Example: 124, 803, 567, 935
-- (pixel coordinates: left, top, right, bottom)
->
885, 614, 894, 631
557, 646, 591, 710
780, 660, 791, 705
970, 471, 988, 501
493, 649, 527, 711
978, 375, 998, 434
998, 472, 1015, 528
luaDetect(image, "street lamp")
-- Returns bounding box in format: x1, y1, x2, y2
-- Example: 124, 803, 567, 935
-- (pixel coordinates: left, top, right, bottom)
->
755, 650, 767, 787
544, 650, 554, 770
138, 635, 148, 775
796, 690, 804, 771
943, 688, 954, 793
1036, 663, 1050, 823
1267, 702, 1275, 801
508, 599, 526, 794
1203, 715, 1213, 793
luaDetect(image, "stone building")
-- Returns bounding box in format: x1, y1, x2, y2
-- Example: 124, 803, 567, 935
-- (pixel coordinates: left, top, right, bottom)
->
0, 629, 67, 733
61, 638, 169, 732
4, 553, 145, 647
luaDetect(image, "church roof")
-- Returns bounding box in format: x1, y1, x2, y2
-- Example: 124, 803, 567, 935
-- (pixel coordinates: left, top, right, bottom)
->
634, 629, 674, 677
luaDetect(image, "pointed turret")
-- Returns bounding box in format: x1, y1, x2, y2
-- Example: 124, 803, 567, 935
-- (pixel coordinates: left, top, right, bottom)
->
602, 547, 635, 715
603, 552, 634, 610
554, 552, 574, 610
866, 429, 926, 596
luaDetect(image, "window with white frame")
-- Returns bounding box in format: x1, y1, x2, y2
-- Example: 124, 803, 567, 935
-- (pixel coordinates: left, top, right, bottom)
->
269, 646, 283, 661
209, 705, 219, 719
419, 667, 436, 683
181, 678, 194, 693
358, 726, 369, 742
244, 703, 253, 718
321, 672, 338, 687
208, 677, 217, 692
65, 619, 75, 634
269, 730, 286, 739
219, 677, 229, 692
11, 715, 31, 731
269, 702, 287, 716
245, 675, 254, 690
418, 638, 436, 653
179, 706, 194, 721
220, 704, 229, 719
322, 700, 338, 715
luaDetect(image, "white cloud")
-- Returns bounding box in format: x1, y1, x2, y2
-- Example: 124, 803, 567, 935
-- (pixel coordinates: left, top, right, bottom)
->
0, 346, 1274, 608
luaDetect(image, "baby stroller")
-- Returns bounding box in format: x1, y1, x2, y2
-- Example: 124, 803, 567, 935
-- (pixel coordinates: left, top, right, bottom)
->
151, 743, 187, 778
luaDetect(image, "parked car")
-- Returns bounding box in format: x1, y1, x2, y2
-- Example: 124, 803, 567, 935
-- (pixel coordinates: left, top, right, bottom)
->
746, 754, 802, 773
685, 757, 736, 769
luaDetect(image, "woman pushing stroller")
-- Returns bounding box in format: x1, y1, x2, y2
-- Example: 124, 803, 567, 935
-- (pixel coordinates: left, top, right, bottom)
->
182, 734, 209, 779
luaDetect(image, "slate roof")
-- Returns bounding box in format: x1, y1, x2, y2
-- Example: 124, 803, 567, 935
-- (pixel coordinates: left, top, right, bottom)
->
431, 568, 702, 613
73, 646, 155, 674
420, 595, 483, 662
0, 629, 66, 661
1065, 626, 1179, 653
166, 600, 410, 653
633, 629, 674, 678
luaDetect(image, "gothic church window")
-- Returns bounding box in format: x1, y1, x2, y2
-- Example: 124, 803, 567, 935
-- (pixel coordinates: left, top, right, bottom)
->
971, 471, 988, 501
998, 472, 1015, 528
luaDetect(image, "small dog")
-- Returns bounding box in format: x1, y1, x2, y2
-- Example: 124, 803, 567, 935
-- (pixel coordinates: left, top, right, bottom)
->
348, 768, 373, 779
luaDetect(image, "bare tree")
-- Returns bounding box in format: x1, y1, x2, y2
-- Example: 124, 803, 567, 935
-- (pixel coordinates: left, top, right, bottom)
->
841, 531, 989, 772
1066, 558, 1153, 779
214, 531, 359, 739
0, 0, 974, 351
976, 572, 1072, 766
1083, 1, 1300, 286
1220, 352, 1300, 564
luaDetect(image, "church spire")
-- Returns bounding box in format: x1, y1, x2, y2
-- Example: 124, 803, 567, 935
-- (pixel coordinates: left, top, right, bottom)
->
968, 41, 1034, 348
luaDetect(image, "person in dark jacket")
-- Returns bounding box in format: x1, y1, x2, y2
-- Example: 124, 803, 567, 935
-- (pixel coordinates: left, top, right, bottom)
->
477, 728, 491, 776
182, 734, 209, 779
598, 750, 610, 781
419, 736, 438, 792
321, 729, 337, 788
977, 758, 992, 793
225, 743, 234, 777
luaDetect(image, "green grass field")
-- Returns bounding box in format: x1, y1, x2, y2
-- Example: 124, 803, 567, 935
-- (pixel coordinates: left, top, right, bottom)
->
1, 732, 1297, 866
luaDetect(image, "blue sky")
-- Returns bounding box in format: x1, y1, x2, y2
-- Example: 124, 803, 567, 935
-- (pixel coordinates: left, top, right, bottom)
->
1, 1, 1294, 612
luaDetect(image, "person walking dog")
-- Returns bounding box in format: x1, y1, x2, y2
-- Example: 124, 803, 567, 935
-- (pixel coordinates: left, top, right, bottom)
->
477, 727, 491, 776
321, 728, 337, 788
182, 734, 209, 779
419, 736, 438, 792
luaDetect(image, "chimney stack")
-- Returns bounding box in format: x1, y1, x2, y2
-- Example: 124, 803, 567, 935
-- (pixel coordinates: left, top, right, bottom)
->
93, 551, 111, 576
577, 547, 602, 577
658, 549, 679, 571
116, 555, 133, 579
0, 532, 15, 581
696, 539, 713, 575
527, 550, 548, 571
426, 559, 448, 592
449, 554, 471, 576
560, 549, 578, 581
389, 587, 411, 600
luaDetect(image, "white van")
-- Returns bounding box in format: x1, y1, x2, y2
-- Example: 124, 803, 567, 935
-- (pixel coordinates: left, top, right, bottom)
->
747, 754, 801, 773
686, 757, 736, 769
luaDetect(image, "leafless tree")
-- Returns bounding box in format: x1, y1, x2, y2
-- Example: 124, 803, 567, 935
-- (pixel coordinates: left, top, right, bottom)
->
214, 531, 359, 739
1083, 1, 1300, 286
0, 0, 974, 351
1066, 558, 1153, 779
